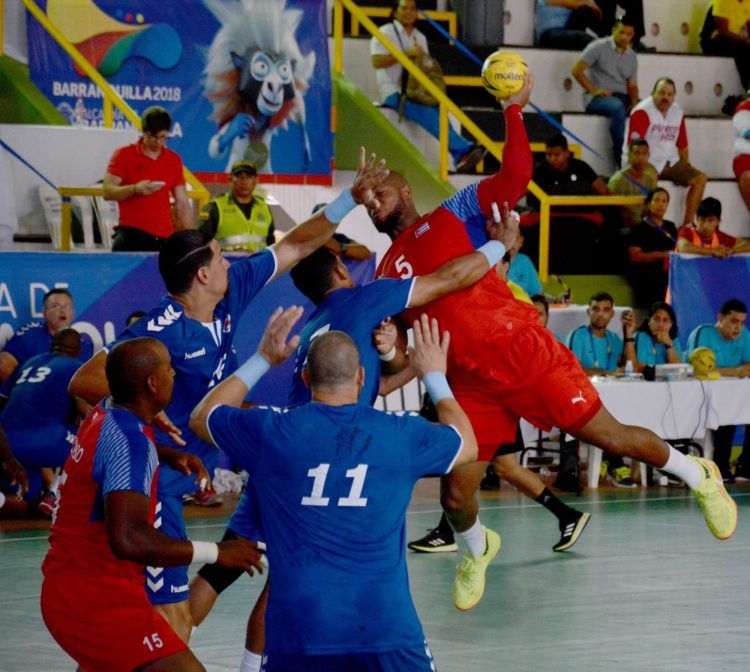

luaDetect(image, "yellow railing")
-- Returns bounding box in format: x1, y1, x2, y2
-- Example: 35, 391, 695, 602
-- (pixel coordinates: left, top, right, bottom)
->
21, 0, 209, 248
350, 6, 457, 38
57, 186, 209, 252
333, 0, 641, 281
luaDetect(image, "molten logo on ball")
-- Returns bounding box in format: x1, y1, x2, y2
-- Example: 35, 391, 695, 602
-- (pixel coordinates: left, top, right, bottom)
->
481, 50, 528, 100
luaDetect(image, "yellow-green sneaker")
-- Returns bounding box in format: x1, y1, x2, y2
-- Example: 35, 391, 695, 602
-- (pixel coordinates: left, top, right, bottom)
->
453, 526, 501, 611
690, 456, 738, 540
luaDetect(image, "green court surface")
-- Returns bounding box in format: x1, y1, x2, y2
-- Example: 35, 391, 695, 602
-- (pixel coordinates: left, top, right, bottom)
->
1, 483, 747, 672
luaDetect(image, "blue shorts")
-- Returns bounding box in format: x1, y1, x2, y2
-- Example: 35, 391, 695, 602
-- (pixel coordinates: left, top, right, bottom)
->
145, 494, 189, 605
260, 642, 437, 672
227, 483, 263, 541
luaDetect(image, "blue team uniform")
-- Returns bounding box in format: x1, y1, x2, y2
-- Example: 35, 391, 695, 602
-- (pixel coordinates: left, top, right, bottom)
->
112, 248, 277, 602
228, 278, 414, 540
0, 323, 93, 397
687, 325, 750, 367
634, 331, 684, 366
207, 402, 461, 668
566, 326, 623, 372
508, 252, 543, 297
0, 352, 81, 500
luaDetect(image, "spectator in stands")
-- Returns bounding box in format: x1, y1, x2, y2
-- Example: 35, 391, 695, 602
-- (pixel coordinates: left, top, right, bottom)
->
608, 139, 658, 228
370, 0, 484, 173
723, 89, 750, 215
529, 133, 611, 272
566, 292, 638, 486
0, 420, 28, 518
495, 250, 533, 304
676, 196, 750, 257
687, 298, 750, 481
531, 293, 563, 341
535, 0, 600, 50
0, 329, 83, 518
0, 288, 92, 383
625, 77, 708, 227
595, 1, 652, 52
624, 187, 678, 310
633, 301, 684, 371
700, 0, 750, 90
572, 15, 639, 166
199, 161, 274, 253
508, 231, 543, 297
103, 106, 193, 251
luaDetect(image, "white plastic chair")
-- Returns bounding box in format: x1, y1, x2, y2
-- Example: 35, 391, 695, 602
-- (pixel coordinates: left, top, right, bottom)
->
38, 185, 96, 250
91, 189, 119, 249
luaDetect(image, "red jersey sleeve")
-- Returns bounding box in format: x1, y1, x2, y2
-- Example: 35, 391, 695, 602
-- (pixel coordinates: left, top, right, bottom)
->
717, 230, 737, 247
106, 145, 128, 179
676, 117, 688, 149
627, 109, 650, 144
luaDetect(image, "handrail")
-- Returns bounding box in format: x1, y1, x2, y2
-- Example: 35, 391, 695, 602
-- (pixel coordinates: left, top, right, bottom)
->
21, 0, 208, 203
350, 7, 457, 39
57, 186, 209, 252
536, 194, 644, 282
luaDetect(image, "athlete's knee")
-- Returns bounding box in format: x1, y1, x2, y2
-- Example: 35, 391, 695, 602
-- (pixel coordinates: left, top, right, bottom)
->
440, 484, 473, 513
492, 455, 518, 480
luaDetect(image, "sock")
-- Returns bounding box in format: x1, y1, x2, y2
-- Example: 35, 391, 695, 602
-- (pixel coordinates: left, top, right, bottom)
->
662, 446, 703, 489
536, 487, 576, 522
48, 475, 61, 494
239, 649, 262, 672
454, 519, 486, 558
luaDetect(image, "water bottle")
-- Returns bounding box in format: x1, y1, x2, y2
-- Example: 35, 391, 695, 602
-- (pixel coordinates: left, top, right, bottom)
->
624, 360, 634, 377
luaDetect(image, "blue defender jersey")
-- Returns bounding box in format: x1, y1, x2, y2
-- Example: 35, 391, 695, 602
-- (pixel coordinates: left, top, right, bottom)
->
207, 402, 461, 655
113, 249, 276, 496
287, 279, 415, 407
687, 324, 750, 367
634, 331, 684, 366
1, 352, 80, 433
566, 326, 623, 371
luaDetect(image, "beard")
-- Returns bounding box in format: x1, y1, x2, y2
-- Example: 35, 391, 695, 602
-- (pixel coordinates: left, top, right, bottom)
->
371, 198, 405, 235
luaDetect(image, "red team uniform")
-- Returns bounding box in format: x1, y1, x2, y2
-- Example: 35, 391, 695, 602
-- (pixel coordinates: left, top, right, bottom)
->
41, 401, 186, 671
377, 105, 602, 460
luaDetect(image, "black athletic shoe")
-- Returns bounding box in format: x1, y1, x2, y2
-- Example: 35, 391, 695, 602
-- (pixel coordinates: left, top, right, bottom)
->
480, 464, 501, 491
408, 526, 457, 553
553, 511, 591, 552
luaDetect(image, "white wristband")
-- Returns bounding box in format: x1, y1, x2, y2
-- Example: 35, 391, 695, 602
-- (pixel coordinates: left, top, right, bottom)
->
323, 189, 357, 224
191, 540, 219, 564
232, 352, 271, 388
378, 346, 397, 362
478, 240, 506, 268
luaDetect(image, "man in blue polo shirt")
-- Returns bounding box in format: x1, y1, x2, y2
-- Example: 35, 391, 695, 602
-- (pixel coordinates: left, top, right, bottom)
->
0, 288, 92, 384
566, 291, 639, 487
687, 298, 750, 481
189, 309, 478, 672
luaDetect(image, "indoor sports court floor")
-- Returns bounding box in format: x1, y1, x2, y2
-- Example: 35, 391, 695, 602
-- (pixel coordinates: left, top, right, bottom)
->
2, 479, 748, 672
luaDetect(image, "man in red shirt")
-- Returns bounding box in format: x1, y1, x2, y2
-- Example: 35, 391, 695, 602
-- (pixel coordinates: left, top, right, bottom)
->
104, 106, 194, 251
41, 337, 262, 671
676, 196, 750, 257
374, 74, 737, 612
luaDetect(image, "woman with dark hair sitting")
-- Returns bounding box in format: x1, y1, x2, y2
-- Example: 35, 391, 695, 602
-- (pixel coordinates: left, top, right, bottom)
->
633, 301, 684, 371
625, 187, 678, 310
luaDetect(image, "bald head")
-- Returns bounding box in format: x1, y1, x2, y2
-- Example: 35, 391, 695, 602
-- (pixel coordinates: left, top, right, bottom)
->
106, 338, 171, 407
51, 328, 81, 358
306, 331, 360, 391
383, 171, 408, 190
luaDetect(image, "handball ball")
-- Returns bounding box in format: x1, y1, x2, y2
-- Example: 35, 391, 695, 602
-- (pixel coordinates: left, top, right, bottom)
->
689, 347, 716, 375
481, 50, 527, 100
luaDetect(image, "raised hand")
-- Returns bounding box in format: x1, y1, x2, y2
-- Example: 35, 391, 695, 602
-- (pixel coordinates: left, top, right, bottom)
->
258, 306, 304, 366
504, 72, 534, 109
373, 318, 398, 355
486, 201, 519, 251
410, 314, 450, 380
350, 147, 389, 208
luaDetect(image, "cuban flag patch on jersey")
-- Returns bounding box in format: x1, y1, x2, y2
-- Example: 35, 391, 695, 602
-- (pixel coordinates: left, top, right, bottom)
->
415, 222, 430, 238
223, 314, 232, 333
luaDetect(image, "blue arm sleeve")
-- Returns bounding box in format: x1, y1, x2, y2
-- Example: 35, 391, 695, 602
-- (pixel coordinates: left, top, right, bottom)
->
206, 405, 264, 474
402, 414, 462, 479
228, 249, 278, 314
93, 416, 157, 496
355, 278, 414, 318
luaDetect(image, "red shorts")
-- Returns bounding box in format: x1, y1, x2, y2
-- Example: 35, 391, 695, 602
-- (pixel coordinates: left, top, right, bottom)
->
452, 326, 601, 461
733, 154, 750, 181
41, 571, 187, 671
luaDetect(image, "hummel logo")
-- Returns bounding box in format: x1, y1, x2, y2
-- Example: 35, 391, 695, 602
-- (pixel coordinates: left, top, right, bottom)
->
184, 347, 206, 360
147, 305, 182, 332
571, 391, 586, 404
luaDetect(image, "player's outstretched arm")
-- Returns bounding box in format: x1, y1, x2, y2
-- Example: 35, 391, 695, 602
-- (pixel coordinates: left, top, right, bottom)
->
410, 314, 477, 467
106, 490, 264, 574
270, 148, 389, 279
408, 202, 517, 307
190, 306, 304, 443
